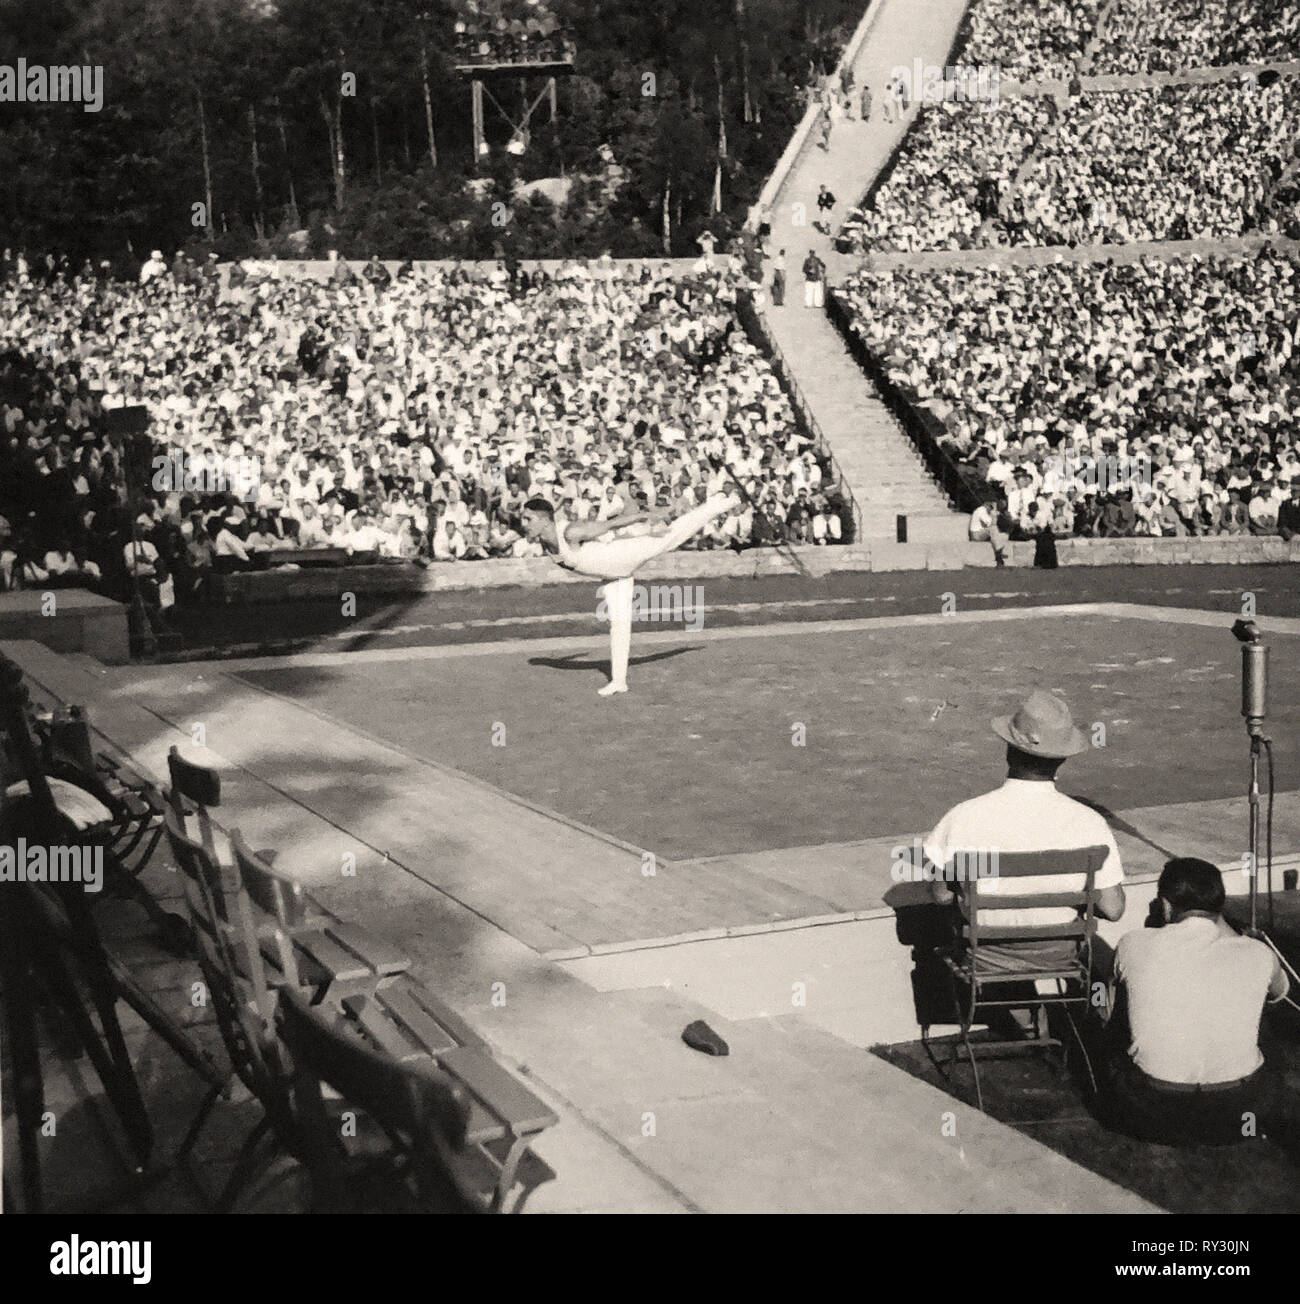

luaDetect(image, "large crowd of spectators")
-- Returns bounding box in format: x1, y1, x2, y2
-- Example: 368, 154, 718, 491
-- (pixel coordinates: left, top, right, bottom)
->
964, 0, 1300, 82
843, 78, 1300, 253
837, 250, 1300, 539
964, 0, 1098, 85
0, 253, 847, 606
450, 0, 574, 66
840, 96, 1049, 253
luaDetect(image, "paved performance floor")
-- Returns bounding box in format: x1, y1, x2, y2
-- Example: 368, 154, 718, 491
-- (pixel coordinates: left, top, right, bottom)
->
237, 607, 1300, 864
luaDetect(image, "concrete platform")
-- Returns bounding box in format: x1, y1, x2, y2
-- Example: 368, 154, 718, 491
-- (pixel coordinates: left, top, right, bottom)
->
0, 589, 129, 664
3, 633, 1163, 1212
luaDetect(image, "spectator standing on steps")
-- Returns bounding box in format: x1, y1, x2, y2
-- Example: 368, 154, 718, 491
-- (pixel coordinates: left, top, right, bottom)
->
771, 249, 787, 307
802, 250, 826, 309
883, 74, 903, 124
818, 107, 833, 151
1278, 480, 1300, 540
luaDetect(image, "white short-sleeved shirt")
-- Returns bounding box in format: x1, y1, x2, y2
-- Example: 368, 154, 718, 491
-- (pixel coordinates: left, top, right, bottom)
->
923, 778, 1124, 926
1115, 917, 1287, 1084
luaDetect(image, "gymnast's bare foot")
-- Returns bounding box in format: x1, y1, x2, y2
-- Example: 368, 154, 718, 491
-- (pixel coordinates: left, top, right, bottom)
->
598, 680, 629, 696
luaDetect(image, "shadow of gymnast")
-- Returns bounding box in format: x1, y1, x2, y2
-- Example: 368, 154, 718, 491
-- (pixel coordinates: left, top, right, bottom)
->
528, 646, 701, 682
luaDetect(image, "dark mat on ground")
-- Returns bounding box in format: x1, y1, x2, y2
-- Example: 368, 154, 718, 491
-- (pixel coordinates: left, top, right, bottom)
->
172, 563, 1300, 656
237, 613, 1300, 860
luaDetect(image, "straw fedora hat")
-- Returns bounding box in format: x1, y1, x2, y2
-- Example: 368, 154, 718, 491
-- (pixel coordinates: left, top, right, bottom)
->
992, 690, 1088, 759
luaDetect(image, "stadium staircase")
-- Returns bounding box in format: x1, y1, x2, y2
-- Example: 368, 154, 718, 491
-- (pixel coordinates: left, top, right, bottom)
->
757, 0, 976, 555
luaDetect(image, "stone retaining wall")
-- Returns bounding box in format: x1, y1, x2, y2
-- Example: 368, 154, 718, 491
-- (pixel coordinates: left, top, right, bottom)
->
1005, 536, 1300, 568
208, 534, 1298, 600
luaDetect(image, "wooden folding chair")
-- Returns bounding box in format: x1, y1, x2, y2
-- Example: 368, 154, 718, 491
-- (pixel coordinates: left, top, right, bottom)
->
0, 655, 223, 1209
927, 845, 1107, 1113
162, 803, 302, 1211
39, 705, 167, 871
276, 986, 485, 1215
167, 745, 225, 867
229, 830, 410, 1000
26, 706, 187, 952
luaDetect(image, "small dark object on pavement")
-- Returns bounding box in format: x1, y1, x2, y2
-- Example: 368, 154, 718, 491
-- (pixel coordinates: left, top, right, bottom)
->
682, 1020, 730, 1056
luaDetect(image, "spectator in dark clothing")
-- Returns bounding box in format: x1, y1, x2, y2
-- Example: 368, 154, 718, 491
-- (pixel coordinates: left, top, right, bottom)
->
786, 490, 813, 543
1098, 490, 1137, 537
1027, 503, 1059, 568
362, 255, 392, 291
1277, 480, 1300, 540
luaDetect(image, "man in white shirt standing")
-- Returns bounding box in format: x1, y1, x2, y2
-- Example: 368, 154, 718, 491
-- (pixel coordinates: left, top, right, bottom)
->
139, 249, 167, 285
1105, 857, 1292, 1149
923, 690, 1127, 978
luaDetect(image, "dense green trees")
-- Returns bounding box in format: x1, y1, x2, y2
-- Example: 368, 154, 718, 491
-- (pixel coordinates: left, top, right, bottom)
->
0, 0, 860, 264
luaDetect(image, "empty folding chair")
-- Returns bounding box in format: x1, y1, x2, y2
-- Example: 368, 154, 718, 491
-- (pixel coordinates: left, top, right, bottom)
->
276, 986, 485, 1215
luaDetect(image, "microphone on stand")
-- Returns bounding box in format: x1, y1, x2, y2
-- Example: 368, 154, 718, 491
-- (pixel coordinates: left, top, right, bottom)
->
1232, 618, 1267, 736
1231, 619, 1270, 935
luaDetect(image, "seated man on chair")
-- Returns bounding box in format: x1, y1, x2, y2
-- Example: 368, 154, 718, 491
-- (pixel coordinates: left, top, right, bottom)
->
1104, 857, 1293, 1149
923, 693, 1126, 949
922, 690, 1127, 980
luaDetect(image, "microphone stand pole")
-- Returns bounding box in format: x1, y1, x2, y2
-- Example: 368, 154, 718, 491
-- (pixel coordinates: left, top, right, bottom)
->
1247, 725, 1265, 936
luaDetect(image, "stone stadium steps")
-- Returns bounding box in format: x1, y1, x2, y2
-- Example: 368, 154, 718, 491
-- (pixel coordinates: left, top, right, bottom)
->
755, 0, 972, 559
764, 304, 967, 545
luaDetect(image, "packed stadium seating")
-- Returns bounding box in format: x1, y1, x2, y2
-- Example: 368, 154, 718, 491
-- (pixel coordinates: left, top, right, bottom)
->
841, 78, 1300, 253
837, 250, 1300, 538
963, 0, 1300, 81
828, 0, 1300, 546
0, 257, 848, 607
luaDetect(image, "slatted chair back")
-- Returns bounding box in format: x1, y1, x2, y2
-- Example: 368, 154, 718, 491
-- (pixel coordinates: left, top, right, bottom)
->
167, 744, 223, 865
953, 844, 1108, 976
163, 803, 231, 926
229, 829, 304, 989
230, 829, 308, 929
276, 986, 484, 1215
166, 804, 291, 1112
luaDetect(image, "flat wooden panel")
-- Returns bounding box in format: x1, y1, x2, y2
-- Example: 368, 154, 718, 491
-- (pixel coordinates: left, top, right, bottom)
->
328, 921, 410, 975
971, 923, 1087, 941
341, 994, 425, 1063
965, 892, 1094, 911
396, 979, 487, 1049
438, 1045, 557, 1134
376, 987, 459, 1056
974, 847, 1108, 878
292, 929, 371, 983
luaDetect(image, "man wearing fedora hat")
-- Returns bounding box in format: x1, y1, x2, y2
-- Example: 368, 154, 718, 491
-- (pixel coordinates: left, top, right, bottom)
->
923, 689, 1127, 973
